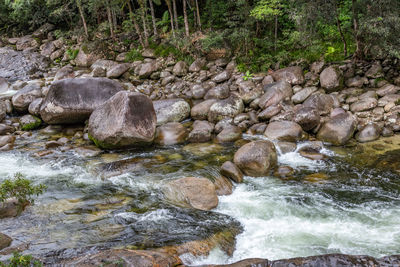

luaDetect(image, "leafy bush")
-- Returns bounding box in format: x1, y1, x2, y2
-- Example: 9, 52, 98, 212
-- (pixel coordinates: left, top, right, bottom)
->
0, 252, 42, 267
66, 48, 79, 60
125, 48, 144, 62
0, 173, 46, 207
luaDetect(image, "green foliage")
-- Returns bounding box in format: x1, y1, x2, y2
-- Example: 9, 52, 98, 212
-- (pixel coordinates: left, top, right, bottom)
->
156, 11, 171, 34
66, 48, 79, 60
125, 48, 144, 62
243, 70, 254, 81
0, 173, 46, 207
0, 252, 42, 267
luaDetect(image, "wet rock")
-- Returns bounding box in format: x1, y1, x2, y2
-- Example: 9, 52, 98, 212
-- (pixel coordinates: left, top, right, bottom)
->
264, 121, 304, 142
88, 91, 156, 149
173, 61, 188, 77
191, 99, 217, 120
155, 122, 188, 145
212, 70, 231, 83
376, 84, 399, 97
0, 199, 25, 219
303, 94, 335, 115
317, 112, 357, 145
350, 97, 378, 112
274, 166, 295, 178
382, 127, 394, 137
220, 161, 243, 183
106, 63, 130, 78
258, 105, 282, 121
0, 135, 15, 147
28, 98, 43, 116
40, 78, 123, 124
183, 143, 224, 157
204, 84, 230, 99
276, 141, 296, 154
190, 84, 207, 99
189, 58, 207, 72
208, 97, 244, 123
96, 158, 146, 178
12, 83, 42, 112
164, 177, 218, 211
233, 140, 277, 177
19, 114, 41, 130
271, 66, 304, 85
188, 120, 214, 143
291, 86, 317, 104
356, 123, 381, 143
320, 66, 343, 92
213, 176, 233, 196
294, 107, 320, 131
0, 78, 9, 93
0, 124, 14, 135
0, 232, 12, 250
258, 81, 292, 109
216, 125, 242, 143
153, 98, 190, 125
62, 249, 182, 267
299, 148, 326, 160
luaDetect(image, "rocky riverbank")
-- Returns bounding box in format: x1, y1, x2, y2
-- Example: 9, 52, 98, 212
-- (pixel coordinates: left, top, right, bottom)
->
1, 27, 400, 266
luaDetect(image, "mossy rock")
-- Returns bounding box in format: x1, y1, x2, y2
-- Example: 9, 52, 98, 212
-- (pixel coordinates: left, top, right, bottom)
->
20, 115, 42, 131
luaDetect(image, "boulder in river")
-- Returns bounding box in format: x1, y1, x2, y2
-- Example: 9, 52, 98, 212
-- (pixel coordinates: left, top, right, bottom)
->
264, 120, 304, 142
208, 96, 244, 123
356, 123, 381, 143
258, 81, 292, 109
188, 120, 214, 143
155, 122, 188, 145
164, 177, 218, 211
40, 78, 123, 124
233, 140, 277, 177
191, 99, 217, 120
12, 83, 42, 113
88, 91, 156, 149
19, 114, 42, 131
220, 161, 243, 183
153, 98, 190, 125
0, 233, 12, 250
317, 112, 357, 145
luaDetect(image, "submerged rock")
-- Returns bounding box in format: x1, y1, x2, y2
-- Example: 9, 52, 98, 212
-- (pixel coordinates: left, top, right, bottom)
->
233, 140, 277, 177
40, 78, 123, 124
164, 177, 218, 211
88, 91, 156, 149
155, 122, 188, 145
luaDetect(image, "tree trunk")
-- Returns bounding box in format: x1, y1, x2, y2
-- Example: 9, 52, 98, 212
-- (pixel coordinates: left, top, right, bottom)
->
335, 5, 347, 57
106, 1, 115, 39
274, 15, 278, 52
140, 0, 149, 47
183, 0, 189, 36
165, 0, 175, 37
128, 0, 145, 47
149, 0, 158, 37
76, 0, 88, 39
352, 0, 362, 59
173, 0, 179, 30
195, 0, 201, 31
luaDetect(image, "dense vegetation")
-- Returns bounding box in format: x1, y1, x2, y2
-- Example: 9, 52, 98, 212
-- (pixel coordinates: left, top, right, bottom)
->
0, 0, 399, 71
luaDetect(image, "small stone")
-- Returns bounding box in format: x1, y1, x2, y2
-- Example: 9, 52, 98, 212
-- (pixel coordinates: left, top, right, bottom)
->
220, 161, 243, 183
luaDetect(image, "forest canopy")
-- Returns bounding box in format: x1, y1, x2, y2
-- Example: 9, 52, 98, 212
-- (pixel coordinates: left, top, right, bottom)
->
0, 0, 399, 71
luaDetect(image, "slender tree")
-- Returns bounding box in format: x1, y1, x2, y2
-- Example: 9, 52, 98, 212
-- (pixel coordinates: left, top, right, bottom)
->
172, 0, 178, 30
183, 0, 189, 36
76, 0, 88, 39
149, 0, 158, 37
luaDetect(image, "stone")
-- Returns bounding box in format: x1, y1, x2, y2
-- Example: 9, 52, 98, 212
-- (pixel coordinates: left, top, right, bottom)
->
216, 125, 242, 143
350, 98, 378, 112
189, 58, 207, 72
0, 77, 9, 93
291, 87, 317, 104
274, 166, 295, 178
299, 148, 326, 160
191, 99, 217, 120
11, 83, 42, 112
173, 61, 188, 77
317, 112, 357, 145
188, 120, 214, 143
264, 121, 304, 142
138, 62, 158, 78
0, 233, 12, 250
40, 78, 123, 124
19, 115, 41, 131
376, 84, 399, 97
366, 63, 383, 78
215, 118, 233, 133
220, 161, 243, 183
310, 61, 325, 74
271, 66, 304, 85
74, 48, 100, 67
276, 141, 296, 154
54, 65, 74, 81
40, 41, 56, 57
16, 35, 39, 51
356, 123, 381, 143
106, 63, 130, 78
258, 105, 282, 121
28, 98, 43, 116
32, 23, 55, 38
345, 76, 368, 88
378, 94, 400, 107
164, 177, 218, 211
142, 48, 156, 58
320, 66, 343, 92
62, 249, 182, 267
190, 84, 207, 99
258, 81, 292, 109
204, 84, 230, 99
208, 97, 244, 123
0, 136, 15, 147
294, 107, 320, 131
303, 94, 335, 115
233, 140, 277, 177
0, 199, 24, 219
0, 101, 6, 122
155, 122, 188, 145
213, 176, 233, 196
88, 91, 156, 149
212, 70, 231, 83
0, 124, 14, 135
153, 98, 190, 125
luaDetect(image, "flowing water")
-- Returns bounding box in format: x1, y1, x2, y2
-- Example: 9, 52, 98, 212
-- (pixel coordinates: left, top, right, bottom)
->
1, 126, 400, 264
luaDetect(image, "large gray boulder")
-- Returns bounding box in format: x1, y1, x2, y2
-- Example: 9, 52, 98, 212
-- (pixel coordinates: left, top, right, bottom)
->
303, 94, 335, 115
264, 120, 304, 142
271, 66, 304, 85
191, 99, 217, 120
88, 91, 156, 149
40, 78, 123, 124
233, 140, 277, 177
258, 81, 292, 109
320, 66, 343, 92
208, 96, 244, 123
317, 112, 357, 145
11, 83, 42, 112
153, 98, 190, 125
